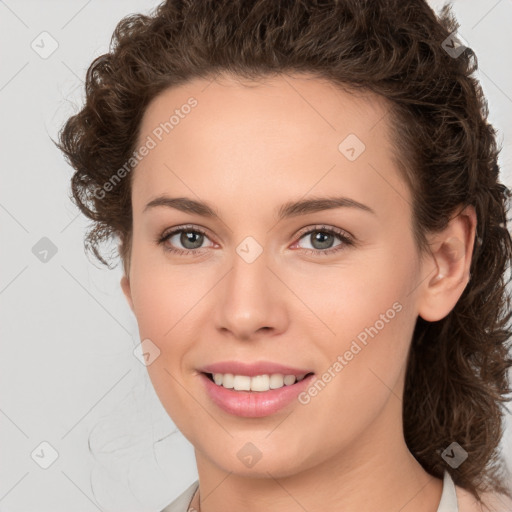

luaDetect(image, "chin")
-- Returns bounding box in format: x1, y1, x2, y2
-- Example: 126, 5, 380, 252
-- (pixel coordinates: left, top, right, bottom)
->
204, 443, 311, 479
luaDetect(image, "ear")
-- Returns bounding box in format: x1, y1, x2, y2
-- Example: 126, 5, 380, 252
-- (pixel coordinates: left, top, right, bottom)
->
417, 204, 477, 322
120, 274, 134, 313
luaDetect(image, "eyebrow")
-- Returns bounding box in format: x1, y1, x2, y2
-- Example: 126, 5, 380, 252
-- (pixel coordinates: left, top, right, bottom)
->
143, 195, 376, 220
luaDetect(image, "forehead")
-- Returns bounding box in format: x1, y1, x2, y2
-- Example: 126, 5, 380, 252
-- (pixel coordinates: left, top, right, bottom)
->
132, 73, 411, 221
138, 72, 389, 148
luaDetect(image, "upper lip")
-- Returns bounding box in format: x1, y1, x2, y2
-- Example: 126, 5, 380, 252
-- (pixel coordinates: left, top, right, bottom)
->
199, 360, 314, 377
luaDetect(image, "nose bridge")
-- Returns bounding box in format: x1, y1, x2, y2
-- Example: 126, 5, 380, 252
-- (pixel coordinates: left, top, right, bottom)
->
231, 236, 267, 290
214, 235, 285, 338
227, 235, 272, 311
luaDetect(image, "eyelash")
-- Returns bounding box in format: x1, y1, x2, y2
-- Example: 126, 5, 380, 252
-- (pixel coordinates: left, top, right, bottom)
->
156, 224, 355, 257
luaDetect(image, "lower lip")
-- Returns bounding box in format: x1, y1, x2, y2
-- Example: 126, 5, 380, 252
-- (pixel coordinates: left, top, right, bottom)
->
199, 372, 316, 418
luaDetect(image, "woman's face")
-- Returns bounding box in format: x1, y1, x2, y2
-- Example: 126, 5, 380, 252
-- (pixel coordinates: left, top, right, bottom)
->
121, 73, 431, 478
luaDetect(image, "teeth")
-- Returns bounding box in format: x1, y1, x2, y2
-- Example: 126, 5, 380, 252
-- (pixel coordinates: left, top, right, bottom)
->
210, 373, 308, 392
233, 375, 251, 391
269, 374, 284, 389
251, 374, 269, 391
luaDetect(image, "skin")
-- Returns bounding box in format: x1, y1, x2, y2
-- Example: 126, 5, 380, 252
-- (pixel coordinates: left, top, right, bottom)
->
120, 73, 479, 512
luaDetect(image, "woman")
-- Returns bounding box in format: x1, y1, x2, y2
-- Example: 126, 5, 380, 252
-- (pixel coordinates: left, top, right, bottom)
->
55, 0, 512, 510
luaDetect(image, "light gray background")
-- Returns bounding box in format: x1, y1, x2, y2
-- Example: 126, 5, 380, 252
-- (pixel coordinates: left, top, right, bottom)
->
1, 1, 511, 511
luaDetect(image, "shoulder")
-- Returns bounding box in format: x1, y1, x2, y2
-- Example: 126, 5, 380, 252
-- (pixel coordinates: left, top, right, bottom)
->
455, 484, 512, 512
160, 480, 199, 512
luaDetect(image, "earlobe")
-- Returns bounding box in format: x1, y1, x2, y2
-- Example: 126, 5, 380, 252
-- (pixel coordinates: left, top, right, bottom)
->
417, 205, 476, 322
120, 274, 134, 313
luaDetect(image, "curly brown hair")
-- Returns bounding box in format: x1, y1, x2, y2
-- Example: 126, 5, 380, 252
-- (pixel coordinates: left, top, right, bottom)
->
54, 0, 512, 503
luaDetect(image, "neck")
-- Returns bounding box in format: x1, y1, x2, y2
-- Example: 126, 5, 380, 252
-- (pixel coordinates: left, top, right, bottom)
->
189, 406, 443, 512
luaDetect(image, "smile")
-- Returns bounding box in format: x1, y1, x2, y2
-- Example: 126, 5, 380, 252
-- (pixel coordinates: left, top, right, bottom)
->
199, 371, 316, 418
204, 372, 313, 392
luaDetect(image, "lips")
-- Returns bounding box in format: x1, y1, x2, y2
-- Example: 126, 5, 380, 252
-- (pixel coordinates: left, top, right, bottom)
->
196, 360, 316, 417
198, 360, 314, 377
199, 371, 316, 417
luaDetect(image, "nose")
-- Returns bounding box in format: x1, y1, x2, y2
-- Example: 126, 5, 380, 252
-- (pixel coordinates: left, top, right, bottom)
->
213, 245, 289, 341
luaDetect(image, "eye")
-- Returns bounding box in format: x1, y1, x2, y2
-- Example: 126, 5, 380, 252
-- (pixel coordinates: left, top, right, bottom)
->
156, 225, 214, 256
291, 225, 354, 256
156, 224, 354, 257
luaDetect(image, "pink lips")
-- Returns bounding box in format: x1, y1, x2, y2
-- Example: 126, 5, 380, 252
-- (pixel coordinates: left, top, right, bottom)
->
199, 360, 313, 377
197, 360, 315, 418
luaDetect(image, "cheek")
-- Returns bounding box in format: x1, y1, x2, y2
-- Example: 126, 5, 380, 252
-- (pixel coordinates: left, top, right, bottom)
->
128, 261, 204, 429
302, 243, 416, 345
128, 242, 205, 342
304, 246, 418, 401
315, 284, 412, 402
294, 290, 415, 457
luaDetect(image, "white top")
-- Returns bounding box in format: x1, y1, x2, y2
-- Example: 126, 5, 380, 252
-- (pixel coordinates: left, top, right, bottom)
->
160, 470, 459, 512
